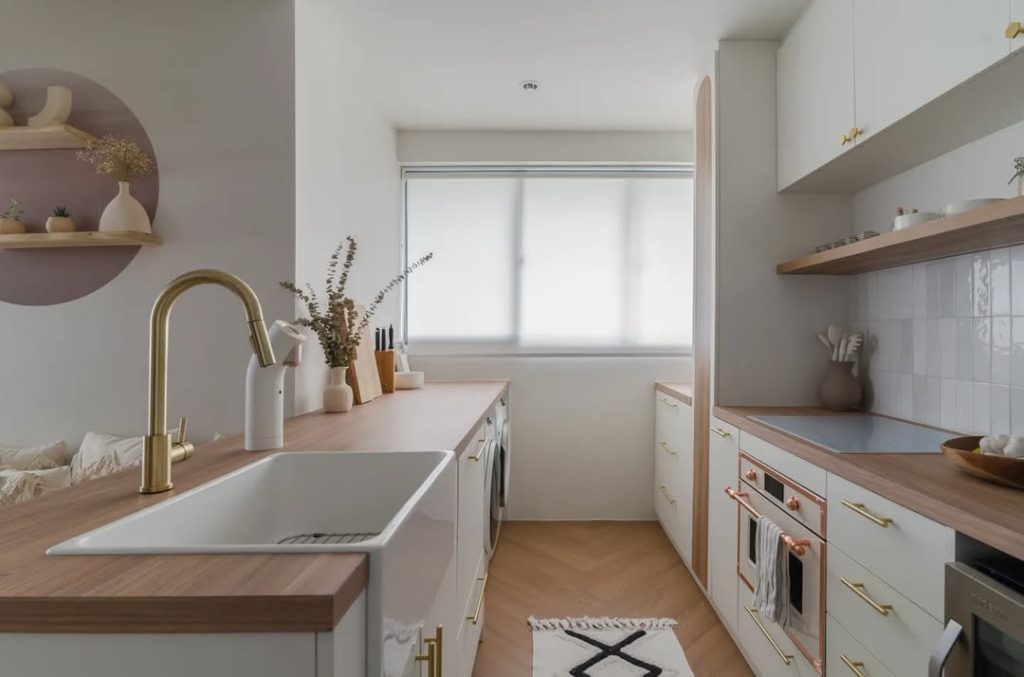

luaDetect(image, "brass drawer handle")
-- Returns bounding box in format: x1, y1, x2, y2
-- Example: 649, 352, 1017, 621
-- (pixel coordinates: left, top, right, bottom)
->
658, 441, 677, 456
744, 606, 793, 665
842, 500, 894, 527
841, 655, 867, 677
468, 440, 487, 462
658, 484, 677, 505
416, 625, 443, 677
658, 397, 678, 408
1008, 21, 1023, 38
841, 577, 893, 616
711, 426, 732, 438
466, 573, 488, 625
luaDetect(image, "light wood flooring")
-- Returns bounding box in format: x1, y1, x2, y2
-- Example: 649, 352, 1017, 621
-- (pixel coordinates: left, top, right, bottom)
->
472, 521, 752, 676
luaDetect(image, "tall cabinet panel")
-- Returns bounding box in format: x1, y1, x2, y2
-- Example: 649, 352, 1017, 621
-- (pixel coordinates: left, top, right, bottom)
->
777, 0, 855, 189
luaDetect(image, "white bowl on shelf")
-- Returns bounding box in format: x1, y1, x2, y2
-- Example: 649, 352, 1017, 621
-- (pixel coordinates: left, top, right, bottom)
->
893, 211, 940, 231
942, 198, 1004, 216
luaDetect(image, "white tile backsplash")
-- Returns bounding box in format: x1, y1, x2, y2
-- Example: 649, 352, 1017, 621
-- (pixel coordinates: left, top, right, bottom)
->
991, 248, 1012, 316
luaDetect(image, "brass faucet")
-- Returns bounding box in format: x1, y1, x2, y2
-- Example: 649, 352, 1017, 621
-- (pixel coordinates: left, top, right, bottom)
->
141, 270, 276, 494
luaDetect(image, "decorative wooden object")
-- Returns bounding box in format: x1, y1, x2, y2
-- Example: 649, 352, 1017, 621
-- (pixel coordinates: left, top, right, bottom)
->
0, 123, 97, 151
942, 436, 1024, 490
375, 351, 396, 394
778, 196, 1024, 275
0, 231, 161, 249
345, 305, 382, 405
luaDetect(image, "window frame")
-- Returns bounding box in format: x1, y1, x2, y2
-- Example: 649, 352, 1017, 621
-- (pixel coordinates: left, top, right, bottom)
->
401, 163, 695, 357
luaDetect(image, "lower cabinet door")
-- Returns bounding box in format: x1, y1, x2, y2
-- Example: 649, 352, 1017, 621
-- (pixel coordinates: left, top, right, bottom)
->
708, 418, 739, 633
826, 614, 894, 677
737, 588, 818, 677
458, 554, 488, 677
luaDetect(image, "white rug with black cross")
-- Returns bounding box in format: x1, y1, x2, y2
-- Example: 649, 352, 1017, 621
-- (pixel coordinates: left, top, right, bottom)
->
528, 617, 694, 677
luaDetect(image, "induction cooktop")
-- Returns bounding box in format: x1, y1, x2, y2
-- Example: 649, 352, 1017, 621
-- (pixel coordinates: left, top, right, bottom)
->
749, 414, 952, 454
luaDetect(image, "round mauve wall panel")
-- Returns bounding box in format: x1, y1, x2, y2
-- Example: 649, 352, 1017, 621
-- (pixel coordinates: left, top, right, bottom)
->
0, 68, 159, 306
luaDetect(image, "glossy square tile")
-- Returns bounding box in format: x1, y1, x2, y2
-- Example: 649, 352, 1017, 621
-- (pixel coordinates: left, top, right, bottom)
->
913, 374, 928, 421
926, 376, 942, 427
954, 255, 973, 318
992, 384, 1011, 435
1013, 317, 1024, 386
973, 382, 991, 436
940, 318, 957, 379
936, 260, 956, 318
991, 248, 1011, 316
913, 263, 927, 319
1012, 388, 1024, 437
972, 252, 991, 317
913, 318, 927, 375
993, 317, 1012, 385
956, 318, 973, 380
1012, 246, 1024, 316
927, 318, 942, 377
926, 262, 942, 318
955, 380, 974, 433
973, 318, 991, 382
941, 378, 957, 427
898, 373, 913, 419
899, 318, 913, 373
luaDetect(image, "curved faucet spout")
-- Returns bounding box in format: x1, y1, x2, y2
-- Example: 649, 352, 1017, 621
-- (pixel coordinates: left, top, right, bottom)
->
142, 269, 276, 494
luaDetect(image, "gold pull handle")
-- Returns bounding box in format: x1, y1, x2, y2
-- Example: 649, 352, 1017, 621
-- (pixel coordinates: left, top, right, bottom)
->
658, 441, 677, 456
840, 133, 851, 146
842, 500, 894, 527
849, 127, 863, 139
466, 574, 488, 624
786, 496, 801, 511
841, 578, 893, 616
745, 469, 757, 481
1007, 21, 1023, 38
744, 607, 793, 665
468, 440, 487, 462
710, 426, 731, 438
658, 484, 677, 505
658, 397, 678, 408
416, 625, 443, 677
841, 654, 867, 677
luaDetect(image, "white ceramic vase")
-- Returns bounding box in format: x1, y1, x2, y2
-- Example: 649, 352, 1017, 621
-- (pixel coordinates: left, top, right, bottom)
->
323, 366, 354, 413
99, 181, 151, 233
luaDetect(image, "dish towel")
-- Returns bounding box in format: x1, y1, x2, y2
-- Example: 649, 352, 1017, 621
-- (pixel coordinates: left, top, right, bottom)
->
752, 514, 791, 627
529, 616, 693, 676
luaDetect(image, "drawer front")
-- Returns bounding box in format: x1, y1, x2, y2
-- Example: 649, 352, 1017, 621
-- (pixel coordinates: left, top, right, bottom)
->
737, 587, 819, 677
826, 614, 894, 677
708, 417, 739, 632
827, 473, 953, 619
457, 554, 487, 677
655, 391, 688, 450
739, 432, 827, 498
740, 453, 825, 538
457, 427, 489, 613
827, 546, 944, 676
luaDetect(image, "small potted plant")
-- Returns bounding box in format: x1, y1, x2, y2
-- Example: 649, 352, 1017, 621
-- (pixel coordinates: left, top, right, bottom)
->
76, 134, 155, 233
45, 206, 76, 233
1011, 156, 1024, 198
0, 199, 25, 234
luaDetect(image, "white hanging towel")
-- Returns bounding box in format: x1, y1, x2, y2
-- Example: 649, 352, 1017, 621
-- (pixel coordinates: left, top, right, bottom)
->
752, 514, 791, 627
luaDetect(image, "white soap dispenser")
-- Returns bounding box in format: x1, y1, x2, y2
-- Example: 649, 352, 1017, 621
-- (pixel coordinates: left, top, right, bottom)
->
245, 320, 305, 451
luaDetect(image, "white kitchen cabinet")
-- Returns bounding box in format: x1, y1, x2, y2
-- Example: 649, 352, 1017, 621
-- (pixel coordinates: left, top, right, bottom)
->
737, 587, 819, 677
853, 0, 1010, 145
776, 0, 855, 189
706, 417, 739, 634
654, 391, 694, 566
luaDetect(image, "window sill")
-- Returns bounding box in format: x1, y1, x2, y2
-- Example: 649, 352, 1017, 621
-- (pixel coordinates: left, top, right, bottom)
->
405, 343, 692, 358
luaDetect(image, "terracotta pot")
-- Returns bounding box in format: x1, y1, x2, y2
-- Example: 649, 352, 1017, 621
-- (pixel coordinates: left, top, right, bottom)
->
45, 216, 76, 233
0, 218, 25, 234
323, 366, 354, 413
819, 361, 862, 411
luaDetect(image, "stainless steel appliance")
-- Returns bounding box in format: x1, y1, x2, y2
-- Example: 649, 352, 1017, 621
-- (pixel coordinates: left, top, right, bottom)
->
930, 560, 1024, 676
750, 414, 951, 454
727, 452, 827, 673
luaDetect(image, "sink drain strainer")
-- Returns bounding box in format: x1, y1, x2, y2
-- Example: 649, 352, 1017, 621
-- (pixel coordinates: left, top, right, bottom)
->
277, 532, 380, 545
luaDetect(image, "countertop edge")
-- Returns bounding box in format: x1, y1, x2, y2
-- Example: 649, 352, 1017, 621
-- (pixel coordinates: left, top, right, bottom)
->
655, 382, 693, 405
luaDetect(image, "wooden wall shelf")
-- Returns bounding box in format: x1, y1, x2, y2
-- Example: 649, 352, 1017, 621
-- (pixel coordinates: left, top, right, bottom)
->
778, 196, 1024, 275
0, 124, 98, 151
0, 231, 161, 249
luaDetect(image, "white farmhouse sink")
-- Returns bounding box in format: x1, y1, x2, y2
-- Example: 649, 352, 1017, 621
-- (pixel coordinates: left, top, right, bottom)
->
49, 450, 457, 677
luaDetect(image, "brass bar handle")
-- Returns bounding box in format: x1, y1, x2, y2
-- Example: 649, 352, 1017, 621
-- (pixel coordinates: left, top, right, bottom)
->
840, 132, 852, 146
658, 397, 678, 408
1007, 21, 1022, 38
658, 441, 677, 456
466, 574, 488, 625
744, 606, 793, 665
725, 487, 810, 556
710, 426, 732, 438
841, 655, 867, 677
842, 500, 894, 527
841, 578, 893, 616
658, 484, 677, 505
468, 439, 487, 462
416, 626, 443, 677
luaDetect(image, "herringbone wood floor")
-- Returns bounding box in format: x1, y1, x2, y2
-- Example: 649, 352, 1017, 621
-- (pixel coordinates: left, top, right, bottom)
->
472, 521, 753, 676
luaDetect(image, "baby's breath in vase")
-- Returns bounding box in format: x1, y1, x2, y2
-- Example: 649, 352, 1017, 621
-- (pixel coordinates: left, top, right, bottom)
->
1012, 157, 1024, 198
76, 135, 155, 233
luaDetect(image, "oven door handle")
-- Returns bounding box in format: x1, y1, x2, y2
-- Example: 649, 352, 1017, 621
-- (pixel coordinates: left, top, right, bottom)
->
928, 619, 962, 677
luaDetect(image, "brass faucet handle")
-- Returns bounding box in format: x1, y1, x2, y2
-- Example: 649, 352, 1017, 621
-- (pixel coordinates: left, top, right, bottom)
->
176, 416, 188, 445
171, 416, 194, 462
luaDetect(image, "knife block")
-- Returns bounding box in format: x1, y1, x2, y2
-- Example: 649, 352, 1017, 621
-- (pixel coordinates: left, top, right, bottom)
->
374, 351, 396, 394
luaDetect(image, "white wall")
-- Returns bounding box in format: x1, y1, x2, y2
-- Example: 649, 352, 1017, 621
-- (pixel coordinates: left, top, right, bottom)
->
0, 0, 296, 447
715, 41, 853, 406
397, 130, 693, 164
294, 0, 402, 414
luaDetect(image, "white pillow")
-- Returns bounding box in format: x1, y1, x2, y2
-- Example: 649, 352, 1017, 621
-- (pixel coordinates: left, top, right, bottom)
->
71, 432, 145, 484
0, 440, 68, 471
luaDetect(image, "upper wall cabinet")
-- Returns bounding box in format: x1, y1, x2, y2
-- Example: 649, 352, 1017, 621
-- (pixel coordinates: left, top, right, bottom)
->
778, 0, 1023, 193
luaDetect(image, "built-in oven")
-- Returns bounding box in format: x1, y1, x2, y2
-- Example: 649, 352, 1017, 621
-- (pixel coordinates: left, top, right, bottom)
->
727, 452, 827, 673
930, 560, 1024, 676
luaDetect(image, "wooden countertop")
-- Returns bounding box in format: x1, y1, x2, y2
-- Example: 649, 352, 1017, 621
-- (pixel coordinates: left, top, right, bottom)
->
715, 405, 1024, 560
656, 382, 693, 405
0, 381, 508, 634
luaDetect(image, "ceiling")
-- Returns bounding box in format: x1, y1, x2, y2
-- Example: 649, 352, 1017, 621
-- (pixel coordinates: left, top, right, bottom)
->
341, 0, 808, 131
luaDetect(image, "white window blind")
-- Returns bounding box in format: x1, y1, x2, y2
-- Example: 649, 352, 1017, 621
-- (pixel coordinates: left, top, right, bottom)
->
404, 166, 693, 354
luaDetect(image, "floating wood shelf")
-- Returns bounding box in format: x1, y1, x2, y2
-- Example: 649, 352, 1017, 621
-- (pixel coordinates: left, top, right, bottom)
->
0, 124, 98, 151
0, 231, 161, 249
778, 196, 1024, 275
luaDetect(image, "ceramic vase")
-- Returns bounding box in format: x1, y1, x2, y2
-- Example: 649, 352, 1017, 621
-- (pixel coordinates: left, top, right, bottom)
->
0, 218, 25, 234
45, 216, 76, 233
323, 366, 354, 413
819, 361, 862, 411
99, 181, 151, 233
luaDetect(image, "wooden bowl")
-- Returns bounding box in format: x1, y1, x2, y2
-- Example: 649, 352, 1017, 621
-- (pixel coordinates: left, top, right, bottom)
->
942, 436, 1024, 490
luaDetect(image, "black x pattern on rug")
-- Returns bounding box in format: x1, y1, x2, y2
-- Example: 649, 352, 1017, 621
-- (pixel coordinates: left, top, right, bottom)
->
564, 629, 663, 676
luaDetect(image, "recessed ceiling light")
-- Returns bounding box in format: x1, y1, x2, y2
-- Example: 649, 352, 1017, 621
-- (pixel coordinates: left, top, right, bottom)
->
520, 80, 540, 92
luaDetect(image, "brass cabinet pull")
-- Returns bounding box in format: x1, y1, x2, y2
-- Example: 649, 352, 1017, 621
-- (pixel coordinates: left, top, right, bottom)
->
658, 484, 677, 505
744, 606, 793, 665
416, 625, 444, 677
1007, 21, 1023, 38
468, 440, 487, 462
710, 426, 732, 438
466, 574, 488, 625
657, 397, 678, 408
849, 127, 863, 140
841, 577, 893, 616
658, 441, 677, 456
841, 655, 867, 677
840, 132, 852, 146
841, 500, 894, 527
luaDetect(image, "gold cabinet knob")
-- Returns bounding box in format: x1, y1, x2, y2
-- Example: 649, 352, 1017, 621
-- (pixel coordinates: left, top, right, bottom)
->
786, 495, 801, 511
839, 133, 851, 146
849, 127, 863, 139
745, 469, 757, 481
1007, 21, 1023, 39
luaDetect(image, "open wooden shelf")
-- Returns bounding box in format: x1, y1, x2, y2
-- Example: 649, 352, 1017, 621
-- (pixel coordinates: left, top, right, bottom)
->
0, 231, 161, 249
778, 196, 1024, 275
0, 124, 98, 151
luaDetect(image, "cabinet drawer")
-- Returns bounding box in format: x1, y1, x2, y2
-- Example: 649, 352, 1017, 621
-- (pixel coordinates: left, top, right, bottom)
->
737, 588, 818, 677
826, 614, 894, 677
457, 426, 489, 614
739, 432, 827, 497
827, 546, 943, 676
827, 473, 953, 619
457, 554, 487, 677
655, 392, 688, 450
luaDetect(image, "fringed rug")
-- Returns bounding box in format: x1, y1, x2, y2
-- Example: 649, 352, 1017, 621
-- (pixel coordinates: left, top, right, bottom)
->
528, 616, 694, 677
